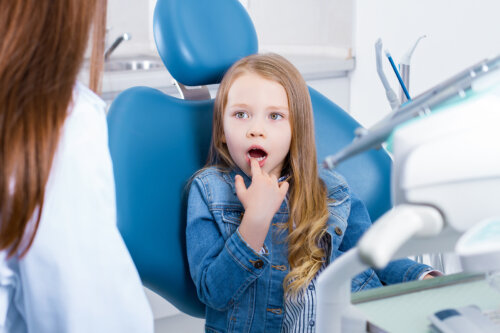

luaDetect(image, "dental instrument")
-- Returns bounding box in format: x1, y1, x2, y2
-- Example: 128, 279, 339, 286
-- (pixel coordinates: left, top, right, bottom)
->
399, 35, 426, 103
375, 39, 399, 110
386, 50, 411, 101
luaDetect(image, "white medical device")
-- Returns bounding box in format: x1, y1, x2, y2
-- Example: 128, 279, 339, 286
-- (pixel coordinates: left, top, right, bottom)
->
319, 54, 500, 333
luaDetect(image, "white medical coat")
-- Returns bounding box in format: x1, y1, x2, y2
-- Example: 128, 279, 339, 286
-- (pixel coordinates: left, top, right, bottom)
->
0, 83, 154, 332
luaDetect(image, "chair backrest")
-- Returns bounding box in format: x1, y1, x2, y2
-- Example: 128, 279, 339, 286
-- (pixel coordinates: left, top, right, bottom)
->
107, 0, 391, 319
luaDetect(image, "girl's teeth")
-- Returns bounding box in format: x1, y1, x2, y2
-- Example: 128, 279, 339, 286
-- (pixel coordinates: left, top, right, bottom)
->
246, 153, 266, 161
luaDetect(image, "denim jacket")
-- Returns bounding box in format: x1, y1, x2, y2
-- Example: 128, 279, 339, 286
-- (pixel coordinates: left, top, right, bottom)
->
186, 166, 432, 333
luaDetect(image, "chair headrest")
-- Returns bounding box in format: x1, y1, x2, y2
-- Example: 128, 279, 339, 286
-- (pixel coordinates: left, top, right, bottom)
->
154, 0, 258, 86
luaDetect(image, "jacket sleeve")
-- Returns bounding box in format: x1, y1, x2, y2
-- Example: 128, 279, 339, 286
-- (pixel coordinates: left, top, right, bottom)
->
339, 190, 433, 284
186, 177, 270, 311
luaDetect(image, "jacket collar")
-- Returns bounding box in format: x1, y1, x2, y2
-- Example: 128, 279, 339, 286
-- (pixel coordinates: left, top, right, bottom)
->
222, 167, 251, 196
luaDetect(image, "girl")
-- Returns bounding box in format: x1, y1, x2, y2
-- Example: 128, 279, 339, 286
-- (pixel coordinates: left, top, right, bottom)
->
186, 53, 435, 333
0, 1, 153, 332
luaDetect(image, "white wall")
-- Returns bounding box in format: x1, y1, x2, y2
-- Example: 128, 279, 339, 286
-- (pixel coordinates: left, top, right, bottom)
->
247, 0, 352, 57
106, 0, 156, 56
104, 0, 354, 58
351, 0, 500, 127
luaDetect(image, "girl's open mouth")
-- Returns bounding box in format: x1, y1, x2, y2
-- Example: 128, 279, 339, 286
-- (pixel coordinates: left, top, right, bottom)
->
246, 147, 268, 167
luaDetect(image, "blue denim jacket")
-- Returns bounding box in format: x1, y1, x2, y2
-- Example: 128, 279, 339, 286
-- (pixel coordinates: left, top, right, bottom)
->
186, 166, 432, 333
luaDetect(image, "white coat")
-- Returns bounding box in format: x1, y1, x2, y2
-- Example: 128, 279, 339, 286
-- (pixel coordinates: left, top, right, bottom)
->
0, 83, 154, 333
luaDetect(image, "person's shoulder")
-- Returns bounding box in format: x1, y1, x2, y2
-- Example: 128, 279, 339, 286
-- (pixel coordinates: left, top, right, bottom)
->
191, 166, 232, 187
318, 166, 349, 194
63, 82, 107, 137
189, 166, 236, 202
72, 82, 107, 116
194, 166, 225, 179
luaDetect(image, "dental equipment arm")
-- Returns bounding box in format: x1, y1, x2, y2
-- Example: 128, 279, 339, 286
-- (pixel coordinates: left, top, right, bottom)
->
358, 205, 443, 269
316, 205, 443, 333
316, 248, 369, 333
375, 39, 399, 110
323, 53, 500, 168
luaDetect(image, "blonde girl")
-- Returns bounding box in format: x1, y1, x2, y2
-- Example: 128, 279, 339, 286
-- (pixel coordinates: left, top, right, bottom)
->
186, 53, 434, 333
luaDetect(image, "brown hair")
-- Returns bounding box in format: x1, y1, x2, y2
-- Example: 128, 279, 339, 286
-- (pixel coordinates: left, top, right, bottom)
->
0, 0, 107, 257
209, 53, 330, 296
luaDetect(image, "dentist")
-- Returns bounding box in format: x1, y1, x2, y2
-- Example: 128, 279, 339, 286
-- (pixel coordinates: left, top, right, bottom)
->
0, 1, 153, 332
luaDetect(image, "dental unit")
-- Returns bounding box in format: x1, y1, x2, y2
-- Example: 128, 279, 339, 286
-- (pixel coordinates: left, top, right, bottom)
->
319, 54, 500, 333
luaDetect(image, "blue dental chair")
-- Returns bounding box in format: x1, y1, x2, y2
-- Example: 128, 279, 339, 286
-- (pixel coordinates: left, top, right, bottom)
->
107, 0, 391, 319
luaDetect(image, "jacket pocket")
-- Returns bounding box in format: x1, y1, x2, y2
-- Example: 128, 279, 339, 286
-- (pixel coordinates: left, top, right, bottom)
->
327, 186, 350, 226
221, 209, 244, 236
327, 211, 347, 251
327, 186, 348, 242
327, 185, 349, 207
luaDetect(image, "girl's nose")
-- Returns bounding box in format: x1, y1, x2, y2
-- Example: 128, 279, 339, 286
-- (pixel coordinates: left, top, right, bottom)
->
247, 121, 266, 138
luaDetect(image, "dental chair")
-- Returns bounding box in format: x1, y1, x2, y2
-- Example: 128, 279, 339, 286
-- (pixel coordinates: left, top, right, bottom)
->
107, 0, 391, 319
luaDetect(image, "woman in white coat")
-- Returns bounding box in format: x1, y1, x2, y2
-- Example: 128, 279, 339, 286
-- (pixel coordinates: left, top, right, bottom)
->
0, 1, 154, 332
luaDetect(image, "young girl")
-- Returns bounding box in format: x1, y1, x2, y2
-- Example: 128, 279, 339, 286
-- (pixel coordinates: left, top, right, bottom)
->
186, 53, 435, 333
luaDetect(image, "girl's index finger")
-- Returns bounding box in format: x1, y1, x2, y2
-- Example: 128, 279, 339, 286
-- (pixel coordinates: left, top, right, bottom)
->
250, 158, 262, 177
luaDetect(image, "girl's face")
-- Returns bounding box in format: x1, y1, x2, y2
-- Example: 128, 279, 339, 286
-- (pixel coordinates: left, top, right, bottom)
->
222, 72, 292, 178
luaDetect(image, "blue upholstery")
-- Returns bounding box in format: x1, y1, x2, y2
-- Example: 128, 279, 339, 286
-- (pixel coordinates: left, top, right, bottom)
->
310, 88, 392, 222
107, 0, 391, 320
108, 90, 212, 317
154, 0, 258, 86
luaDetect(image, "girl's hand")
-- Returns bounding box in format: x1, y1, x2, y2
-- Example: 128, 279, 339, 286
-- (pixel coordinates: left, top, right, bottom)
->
235, 159, 289, 251
235, 159, 289, 221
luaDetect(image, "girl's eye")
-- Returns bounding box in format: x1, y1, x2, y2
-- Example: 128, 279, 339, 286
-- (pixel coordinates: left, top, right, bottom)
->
270, 113, 283, 120
234, 111, 248, 119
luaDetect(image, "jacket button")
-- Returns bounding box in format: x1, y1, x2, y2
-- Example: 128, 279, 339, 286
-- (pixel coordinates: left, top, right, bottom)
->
253, 260, 264, 269
334, 226, 343, 236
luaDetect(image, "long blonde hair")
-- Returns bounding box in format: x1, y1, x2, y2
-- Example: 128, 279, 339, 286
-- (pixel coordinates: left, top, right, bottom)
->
209, 53, 329, 295
0, 0, 107, 257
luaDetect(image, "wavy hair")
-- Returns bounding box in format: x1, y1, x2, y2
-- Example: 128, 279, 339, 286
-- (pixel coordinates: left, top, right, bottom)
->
208, 53, 329, 296
0, 0, 107, 257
